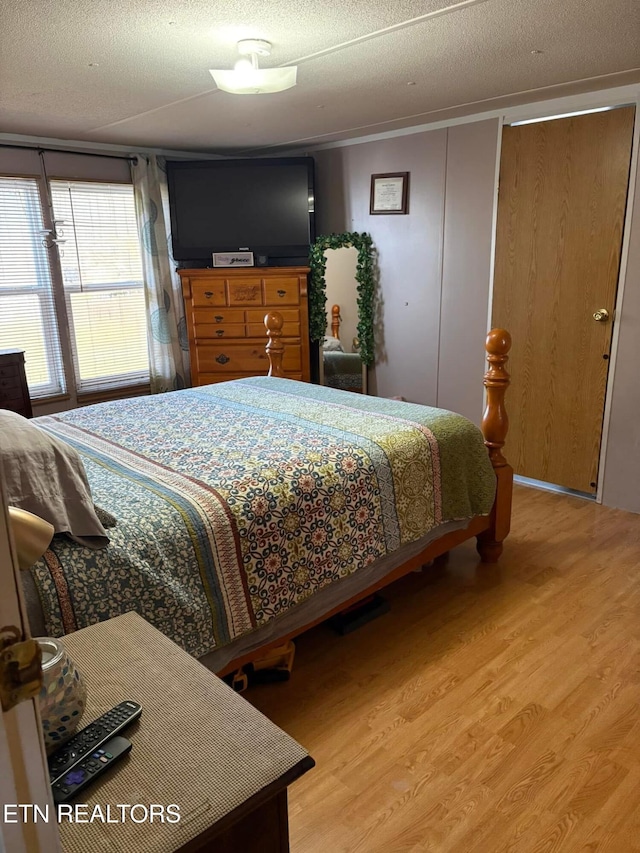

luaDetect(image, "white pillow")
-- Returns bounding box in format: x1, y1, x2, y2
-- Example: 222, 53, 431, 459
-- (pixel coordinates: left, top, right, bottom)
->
322, 336, 344, 352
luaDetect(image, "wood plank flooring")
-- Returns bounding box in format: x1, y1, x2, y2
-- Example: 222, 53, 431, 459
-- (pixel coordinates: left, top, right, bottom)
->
246, 485, 640, 852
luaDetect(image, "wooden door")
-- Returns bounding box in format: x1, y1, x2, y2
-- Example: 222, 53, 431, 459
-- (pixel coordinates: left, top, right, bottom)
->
492, 106, 635, 493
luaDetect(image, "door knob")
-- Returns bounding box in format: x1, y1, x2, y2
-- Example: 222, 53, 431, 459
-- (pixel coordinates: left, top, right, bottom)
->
593, 309, 610, 323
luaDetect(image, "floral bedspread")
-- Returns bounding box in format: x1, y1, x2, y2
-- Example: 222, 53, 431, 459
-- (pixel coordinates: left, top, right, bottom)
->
30, 377, 496, 658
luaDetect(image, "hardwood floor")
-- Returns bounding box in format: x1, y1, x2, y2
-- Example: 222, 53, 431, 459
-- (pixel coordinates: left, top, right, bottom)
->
246, 485, 640, 852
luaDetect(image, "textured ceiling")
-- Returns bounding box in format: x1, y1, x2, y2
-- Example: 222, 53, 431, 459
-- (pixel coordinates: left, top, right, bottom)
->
1, 0, 639, 154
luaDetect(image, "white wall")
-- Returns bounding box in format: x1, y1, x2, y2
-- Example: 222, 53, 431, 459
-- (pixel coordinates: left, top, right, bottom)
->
314, 119, 499, 419
602, 124, 640, 512
315, 128, 449, 405
437, 120, 500, 422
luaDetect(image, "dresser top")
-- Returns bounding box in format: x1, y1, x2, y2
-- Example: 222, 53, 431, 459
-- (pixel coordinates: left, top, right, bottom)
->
177, 266, 310, 276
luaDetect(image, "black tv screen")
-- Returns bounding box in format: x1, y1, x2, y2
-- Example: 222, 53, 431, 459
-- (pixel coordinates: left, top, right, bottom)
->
166, 157, 315, 264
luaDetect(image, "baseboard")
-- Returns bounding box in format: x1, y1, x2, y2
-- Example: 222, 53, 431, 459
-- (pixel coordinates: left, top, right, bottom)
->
514, 474, 596, 501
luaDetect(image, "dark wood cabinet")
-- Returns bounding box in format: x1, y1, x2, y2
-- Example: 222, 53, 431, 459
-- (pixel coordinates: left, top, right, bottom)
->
59, 613, 314, 853
0, 349, 32, 418
178, 772, 313, 852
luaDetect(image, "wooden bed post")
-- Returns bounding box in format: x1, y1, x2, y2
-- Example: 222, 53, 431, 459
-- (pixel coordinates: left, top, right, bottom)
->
265, 312, 286, 378
476, 328, 514, 563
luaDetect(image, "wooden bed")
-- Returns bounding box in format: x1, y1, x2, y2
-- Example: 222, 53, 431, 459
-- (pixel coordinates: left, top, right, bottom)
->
19, 314, 512, 678
219, 312, 514, 675
267, 310, 513, 566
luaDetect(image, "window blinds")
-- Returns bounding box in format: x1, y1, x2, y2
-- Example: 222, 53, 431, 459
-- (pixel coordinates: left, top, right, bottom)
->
49, 181, 149, 393
0, 176, 65, 397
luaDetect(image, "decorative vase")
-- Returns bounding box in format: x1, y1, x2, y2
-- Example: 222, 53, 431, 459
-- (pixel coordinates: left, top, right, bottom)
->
37, 637, 87, 753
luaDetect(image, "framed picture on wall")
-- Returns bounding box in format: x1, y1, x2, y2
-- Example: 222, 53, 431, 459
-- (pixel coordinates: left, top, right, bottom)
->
370, 172, 409, 215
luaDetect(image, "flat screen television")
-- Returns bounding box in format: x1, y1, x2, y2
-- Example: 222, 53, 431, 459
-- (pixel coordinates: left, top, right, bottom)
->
166, 157, 315, 266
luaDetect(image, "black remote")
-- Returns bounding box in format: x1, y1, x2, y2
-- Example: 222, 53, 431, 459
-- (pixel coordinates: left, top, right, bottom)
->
48, 701, 141, 784
51, 735, 132, 805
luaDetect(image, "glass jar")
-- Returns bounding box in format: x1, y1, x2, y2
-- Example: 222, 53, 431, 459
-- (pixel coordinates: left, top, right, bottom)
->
37, 637, 87, 753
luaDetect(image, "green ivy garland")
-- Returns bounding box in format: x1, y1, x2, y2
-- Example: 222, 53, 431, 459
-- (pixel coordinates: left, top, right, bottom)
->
308, 232, 375, 367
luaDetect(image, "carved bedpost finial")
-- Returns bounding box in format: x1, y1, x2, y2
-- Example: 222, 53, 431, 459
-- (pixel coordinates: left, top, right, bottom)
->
482, 329, 512, 469
331, 304, 341, 339
264, 311, 285, 378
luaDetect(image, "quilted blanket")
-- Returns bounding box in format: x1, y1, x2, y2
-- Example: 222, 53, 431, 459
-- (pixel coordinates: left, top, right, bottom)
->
30, 377, 496, 658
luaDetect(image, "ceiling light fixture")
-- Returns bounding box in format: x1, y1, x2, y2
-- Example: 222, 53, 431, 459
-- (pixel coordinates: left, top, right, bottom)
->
210, 39, 297, 95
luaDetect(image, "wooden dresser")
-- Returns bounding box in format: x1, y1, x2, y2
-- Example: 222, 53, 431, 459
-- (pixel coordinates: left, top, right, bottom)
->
179, 267, 310, 387
0, 349, 32, 418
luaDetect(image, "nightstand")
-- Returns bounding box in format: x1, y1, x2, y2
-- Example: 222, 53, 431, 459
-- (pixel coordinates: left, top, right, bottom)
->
57, 612, 314, 852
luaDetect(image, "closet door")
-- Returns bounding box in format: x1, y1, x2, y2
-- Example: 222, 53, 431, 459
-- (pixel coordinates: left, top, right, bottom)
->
492, 106, 635, 493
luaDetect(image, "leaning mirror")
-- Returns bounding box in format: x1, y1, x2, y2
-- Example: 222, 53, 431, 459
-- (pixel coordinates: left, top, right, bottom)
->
320, 248, 367, 393
309, 233, 375, 396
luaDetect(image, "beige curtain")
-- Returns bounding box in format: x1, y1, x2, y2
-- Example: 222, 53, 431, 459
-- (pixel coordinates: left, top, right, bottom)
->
132, 154, 190, 393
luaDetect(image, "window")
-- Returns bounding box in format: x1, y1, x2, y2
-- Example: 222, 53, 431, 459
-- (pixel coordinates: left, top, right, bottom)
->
0, 174, 149, 401
0, 177, 65, 396
50, 181, 148, 393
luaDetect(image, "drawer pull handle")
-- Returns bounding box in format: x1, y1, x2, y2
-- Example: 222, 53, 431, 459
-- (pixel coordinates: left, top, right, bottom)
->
216, 354, 230, 365
214, 315, 223, 322
277, 289, 286, 297
215, 330, 224, 337
204, 291, 214, 298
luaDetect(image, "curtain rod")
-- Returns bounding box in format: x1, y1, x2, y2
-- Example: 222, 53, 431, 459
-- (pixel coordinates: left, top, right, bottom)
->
0, 142, 136, 162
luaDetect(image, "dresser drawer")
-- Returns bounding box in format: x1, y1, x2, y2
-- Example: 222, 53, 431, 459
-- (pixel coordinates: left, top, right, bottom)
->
196, 372, 303, 386
195, 324, 246, 340
191, 281, 226, 307
196, 341, 302, 374
191, 307, 246, 340
264, 278, 301, 305
246, 321, 300, 338
246, 307, 300, 339
0, 364, 19, 380
227, 280, 264, 307
0, 381, 23, 401
195, 372, 250, 386
193, 308, 245, 325
0, 398, 27, 414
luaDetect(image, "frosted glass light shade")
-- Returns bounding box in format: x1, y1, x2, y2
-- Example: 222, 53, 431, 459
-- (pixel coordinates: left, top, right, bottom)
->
210, 66, 297, 95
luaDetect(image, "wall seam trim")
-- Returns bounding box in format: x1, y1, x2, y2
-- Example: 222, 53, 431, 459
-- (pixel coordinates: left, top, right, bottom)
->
485, 118, 504, 421
596, 100, 640, 504
436, 129, 449, 407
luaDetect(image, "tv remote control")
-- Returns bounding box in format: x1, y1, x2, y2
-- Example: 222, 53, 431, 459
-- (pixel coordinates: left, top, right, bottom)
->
51, 735, 132, 805
48, 701, 141, 784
